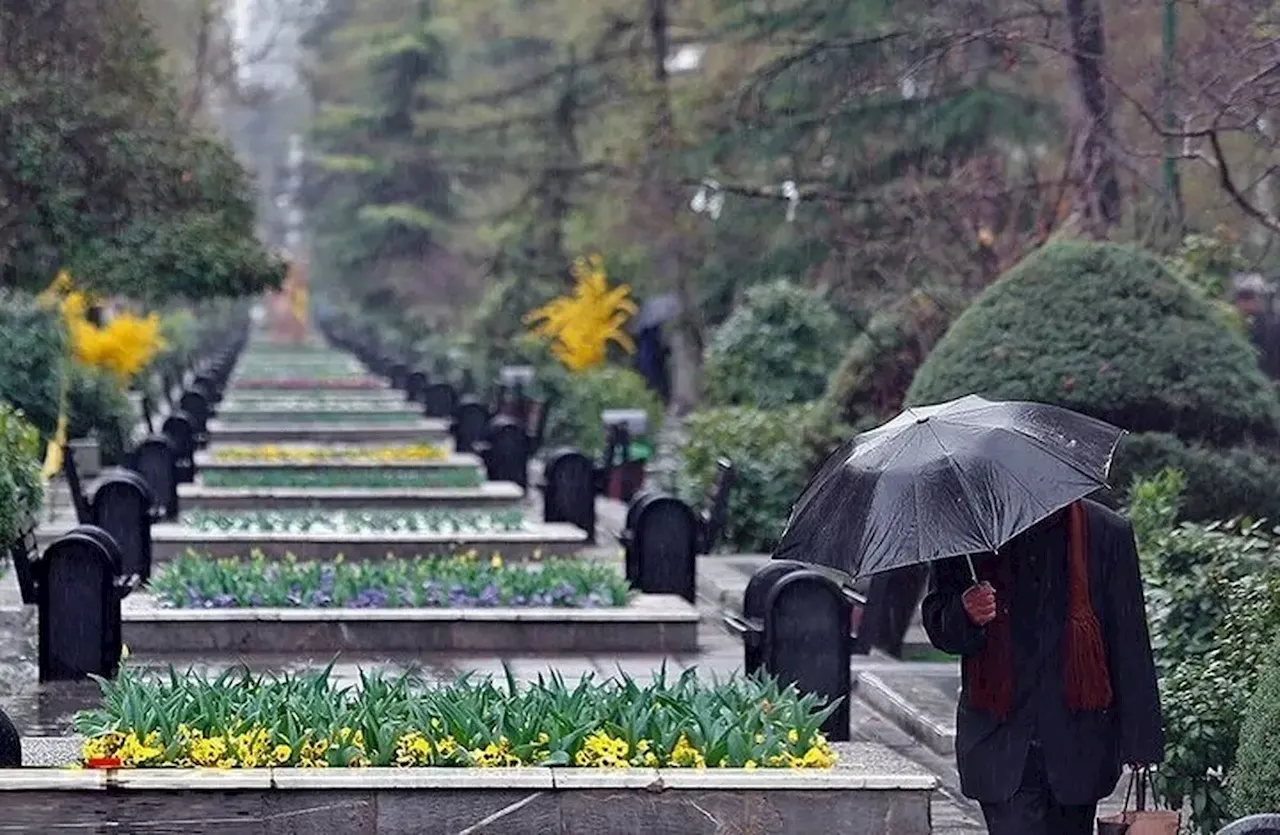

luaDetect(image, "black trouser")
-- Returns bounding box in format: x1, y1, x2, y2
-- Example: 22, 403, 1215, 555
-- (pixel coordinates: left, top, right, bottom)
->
979, 745, 1096, 835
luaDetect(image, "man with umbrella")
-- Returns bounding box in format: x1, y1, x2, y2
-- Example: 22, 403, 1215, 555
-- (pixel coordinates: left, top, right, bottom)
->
775, 395, 1165, 835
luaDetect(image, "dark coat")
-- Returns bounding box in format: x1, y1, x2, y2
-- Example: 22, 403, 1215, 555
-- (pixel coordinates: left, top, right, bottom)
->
921, 499, 1165, 806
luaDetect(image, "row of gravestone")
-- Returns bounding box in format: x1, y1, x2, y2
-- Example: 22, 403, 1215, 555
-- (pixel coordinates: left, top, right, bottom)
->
1, 333, 253, 687
0, 333, 248, 690
325, 323, 927, 659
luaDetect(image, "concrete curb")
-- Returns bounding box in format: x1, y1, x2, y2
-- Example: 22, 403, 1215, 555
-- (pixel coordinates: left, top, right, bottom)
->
856, 673, 956, 756
121, 594, 702, 654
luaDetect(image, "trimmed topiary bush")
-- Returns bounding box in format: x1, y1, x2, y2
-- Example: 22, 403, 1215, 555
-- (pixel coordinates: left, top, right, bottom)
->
67, 365, 135, 467
1230, 636, 1280, 818
544, 366, 664, 458
908, 240, 1279, 445
677, 405, 814, 553
704, 281, 846, 410
1108, 433, 1280, 523
804, 289, 959, 472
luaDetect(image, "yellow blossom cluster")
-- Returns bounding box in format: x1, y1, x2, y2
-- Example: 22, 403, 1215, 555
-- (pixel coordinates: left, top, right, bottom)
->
81, 725, 837, 770
525, 255, 636, 372
573, 730, 660, 768
211, 444, 447, 465
81, 725, 371, 769
39, 272, 166, 382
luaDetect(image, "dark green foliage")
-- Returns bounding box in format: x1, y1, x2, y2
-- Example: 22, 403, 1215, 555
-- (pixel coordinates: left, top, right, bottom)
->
678, 406, 814, 553
908, 241, 1280, 445
1127, 472, 1280, 833
1110, 433, 1280, 523
303, 0, 456, 315
704, 281, 846, 410
1230, 637, 1280, 817
67, 366, 134, 467
0, 294, 65, 437
805, 289, 959, 471
544, 367, 664, 458
0, 403, 42, 547
0, 0, 281, 299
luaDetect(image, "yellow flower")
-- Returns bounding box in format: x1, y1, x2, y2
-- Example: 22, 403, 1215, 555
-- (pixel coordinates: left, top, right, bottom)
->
667, 734, 706, 769
490, 554, 503, 570
744, 760, 758, 770
524, 254, 637, 373
273, 744, 292, 764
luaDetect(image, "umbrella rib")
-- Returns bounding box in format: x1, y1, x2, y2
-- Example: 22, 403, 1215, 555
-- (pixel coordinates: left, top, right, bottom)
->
922, 421, 1002, 555
988, 422, 1124, 486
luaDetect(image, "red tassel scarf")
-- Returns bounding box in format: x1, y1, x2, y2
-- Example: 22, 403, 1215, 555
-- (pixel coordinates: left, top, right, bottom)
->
965, 501, 1114, 722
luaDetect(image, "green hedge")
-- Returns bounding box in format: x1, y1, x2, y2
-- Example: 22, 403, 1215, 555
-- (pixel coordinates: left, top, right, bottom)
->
678, 405, 814, 553
1109, 433, 1280, 523
1128, 472, 1280, 832
0, 292, 65, 436
908, 240, 1279, 445
1230, 637, 1280, 818
68, 366, 135, 467
543, 366, 664, 457
704, 281, 846, 410
0, 403, 42, 547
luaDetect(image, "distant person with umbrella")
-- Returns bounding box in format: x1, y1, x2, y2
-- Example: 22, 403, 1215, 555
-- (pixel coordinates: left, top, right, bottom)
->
775, 395, 1165, 835
1232, 272, 1280, 380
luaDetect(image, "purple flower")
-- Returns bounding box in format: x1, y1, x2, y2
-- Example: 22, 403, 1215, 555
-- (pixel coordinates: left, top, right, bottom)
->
350, 588, 389, 608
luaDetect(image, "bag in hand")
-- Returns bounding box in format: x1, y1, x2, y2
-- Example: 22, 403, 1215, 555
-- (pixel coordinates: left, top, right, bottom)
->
1097, 769, 1180, 835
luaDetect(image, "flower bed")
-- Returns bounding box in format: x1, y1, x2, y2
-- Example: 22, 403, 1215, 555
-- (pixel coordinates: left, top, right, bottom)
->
199, 468, 484, 489
209, 444, 448, 465
75, 667, 838, 770
150, 551, 628, 609
220, 398, 417, 413
179, 509, 527, 535
235, 378, 385, 390
218, 410, 420, 424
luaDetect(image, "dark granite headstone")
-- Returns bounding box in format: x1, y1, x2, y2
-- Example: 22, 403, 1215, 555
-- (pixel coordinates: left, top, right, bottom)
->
739, 560, 809, 675
763, 570, 854, 741
90, 470, 155, 584
423, 383, 458, 419
406, 371, 429, 404
38, 527, 123, 682
542, 449, 596, 541
1218, 816, 1280, 835
482, 416, 529, 489
179, 390, 209, 433
129, 436, 180, 521
0, 706, 19, 766
452, 400, 491, 455
627, 496, 698, 602
389, 362, 410, 392
162, 413, 196, 484
194, 372, 221, 405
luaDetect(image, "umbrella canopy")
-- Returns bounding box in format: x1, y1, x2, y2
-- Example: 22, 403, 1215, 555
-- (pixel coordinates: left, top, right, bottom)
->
628, 293, 681, 333
774, 395, 1125, 579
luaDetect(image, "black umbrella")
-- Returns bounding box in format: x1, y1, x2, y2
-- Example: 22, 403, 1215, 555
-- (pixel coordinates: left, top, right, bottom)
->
774, 395, 1125, 582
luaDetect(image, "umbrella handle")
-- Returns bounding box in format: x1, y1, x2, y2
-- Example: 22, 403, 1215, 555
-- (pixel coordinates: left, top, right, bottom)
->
965, 553, 980, 585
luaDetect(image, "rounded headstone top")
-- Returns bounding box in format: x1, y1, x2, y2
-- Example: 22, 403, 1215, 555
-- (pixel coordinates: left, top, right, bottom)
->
1217, 815, 1280, 835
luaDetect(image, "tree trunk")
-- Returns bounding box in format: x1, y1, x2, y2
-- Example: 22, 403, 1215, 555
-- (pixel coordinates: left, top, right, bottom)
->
645, 0, 702, 413
1065, 0, 1121, 237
